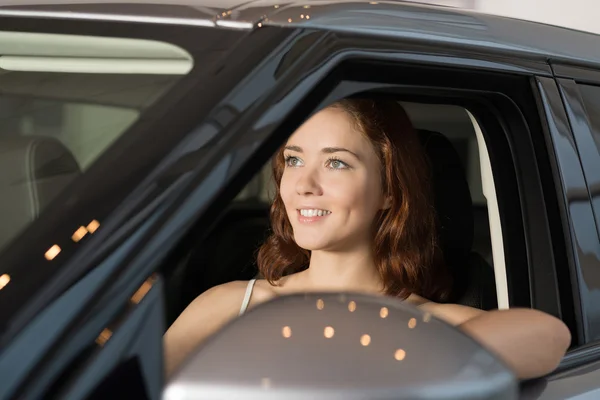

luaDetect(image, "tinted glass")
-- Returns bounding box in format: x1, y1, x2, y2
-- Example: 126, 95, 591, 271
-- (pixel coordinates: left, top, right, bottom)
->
0, 32, 192, 253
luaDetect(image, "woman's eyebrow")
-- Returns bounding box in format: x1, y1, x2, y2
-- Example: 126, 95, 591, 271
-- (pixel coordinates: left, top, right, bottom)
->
284, 145, 360, 160
322, 147, 360, 159
284, 145, 302, 152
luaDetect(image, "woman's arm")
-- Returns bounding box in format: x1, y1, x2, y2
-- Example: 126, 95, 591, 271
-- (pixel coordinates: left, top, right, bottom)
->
420, 303, 571, 380
163, 282, 247, 379
459, 308, 571, 379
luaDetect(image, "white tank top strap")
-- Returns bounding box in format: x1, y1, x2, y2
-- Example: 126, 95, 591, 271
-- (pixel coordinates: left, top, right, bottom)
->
239, 279, 257, 316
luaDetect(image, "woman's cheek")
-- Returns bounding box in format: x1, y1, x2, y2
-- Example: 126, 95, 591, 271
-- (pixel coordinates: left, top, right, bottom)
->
326, 174, 367, 206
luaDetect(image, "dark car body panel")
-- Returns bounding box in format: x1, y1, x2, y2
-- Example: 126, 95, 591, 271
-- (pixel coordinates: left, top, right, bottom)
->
3, 0, 600, 69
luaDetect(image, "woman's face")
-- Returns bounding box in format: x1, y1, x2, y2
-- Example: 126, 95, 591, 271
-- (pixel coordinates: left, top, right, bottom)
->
280, 107, 389, 252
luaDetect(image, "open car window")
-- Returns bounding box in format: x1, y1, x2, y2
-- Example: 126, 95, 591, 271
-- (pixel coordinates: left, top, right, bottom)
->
202, 101, 501, 320
235, 102, 493, 267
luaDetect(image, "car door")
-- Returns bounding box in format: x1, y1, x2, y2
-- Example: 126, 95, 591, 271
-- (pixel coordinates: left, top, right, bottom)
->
157, 12, 579, 400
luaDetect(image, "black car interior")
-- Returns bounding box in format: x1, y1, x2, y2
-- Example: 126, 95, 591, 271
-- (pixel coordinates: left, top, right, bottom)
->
164, 125, 497, 326
418, 129, 496, 309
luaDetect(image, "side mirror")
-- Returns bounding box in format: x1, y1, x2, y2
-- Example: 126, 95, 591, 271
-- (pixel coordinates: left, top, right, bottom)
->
164, 293, 517, 399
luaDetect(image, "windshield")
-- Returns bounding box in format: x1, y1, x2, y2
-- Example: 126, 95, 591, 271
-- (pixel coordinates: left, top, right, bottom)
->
0, 31, 193, 254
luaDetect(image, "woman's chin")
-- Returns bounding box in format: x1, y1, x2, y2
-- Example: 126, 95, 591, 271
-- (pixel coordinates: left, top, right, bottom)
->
294, 235, 348, 253
294, 236, 330, 252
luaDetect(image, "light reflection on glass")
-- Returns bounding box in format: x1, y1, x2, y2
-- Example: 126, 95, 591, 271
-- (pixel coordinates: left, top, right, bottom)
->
72, 226, 88, 242
131, 279, 153, 304
274, 4, 280, 8
317, 299, 325, 310
96, 328, 113, 346
45, 245, 61, 261
258, 22, 263, 27
87, 220, 100, 233
380, 307, 388, 318
304, 5, 311, 8
301, 14, 305, 18
0, 274, 10, 290
282, 326, 292, 338
360, 334, 371, 346
288, 18, 292, 22
348, 301, 357, 312
408, 318, 417, 329
395, 349, 406, 361
324, 326, 335, 338
306, 15, 310, 19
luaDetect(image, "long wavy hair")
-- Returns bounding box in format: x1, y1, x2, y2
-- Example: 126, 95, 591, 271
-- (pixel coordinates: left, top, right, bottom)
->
256, 98, 452, 302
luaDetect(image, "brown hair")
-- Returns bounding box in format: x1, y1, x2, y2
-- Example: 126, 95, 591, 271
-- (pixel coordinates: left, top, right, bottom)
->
257, 98, 452, 302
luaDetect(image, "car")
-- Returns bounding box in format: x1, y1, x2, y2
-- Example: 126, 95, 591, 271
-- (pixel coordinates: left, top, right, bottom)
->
0, 0, 599, 398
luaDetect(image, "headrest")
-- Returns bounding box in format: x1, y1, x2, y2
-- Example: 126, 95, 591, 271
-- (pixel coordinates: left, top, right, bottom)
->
417, 130, 474, 291
0, 136, 81, 250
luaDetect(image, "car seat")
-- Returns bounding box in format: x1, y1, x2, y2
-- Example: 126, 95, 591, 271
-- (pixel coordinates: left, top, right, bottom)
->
418, 129, 497, 309
0, 136, 81, 250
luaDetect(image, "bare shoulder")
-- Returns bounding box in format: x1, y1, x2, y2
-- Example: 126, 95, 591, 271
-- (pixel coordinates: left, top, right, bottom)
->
163, 280, 260, 378
170, 279, 278, 327
168, 280, 258, 330
407, 293, 486, 326
188, 280, 252, 310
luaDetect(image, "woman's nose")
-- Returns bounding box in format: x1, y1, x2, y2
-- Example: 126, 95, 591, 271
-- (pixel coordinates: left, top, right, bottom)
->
295, 168, 323, 196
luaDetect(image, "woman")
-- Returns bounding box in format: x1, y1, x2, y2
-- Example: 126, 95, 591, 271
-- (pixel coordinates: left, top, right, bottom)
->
164, 98, 570, 380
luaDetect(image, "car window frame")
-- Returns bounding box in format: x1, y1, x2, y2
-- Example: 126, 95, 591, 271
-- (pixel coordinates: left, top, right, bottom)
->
153, 41, 576, 373
151, 30, 571, 342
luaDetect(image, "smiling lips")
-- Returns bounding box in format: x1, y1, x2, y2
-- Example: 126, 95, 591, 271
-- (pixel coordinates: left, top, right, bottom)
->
297, 208, 331, 223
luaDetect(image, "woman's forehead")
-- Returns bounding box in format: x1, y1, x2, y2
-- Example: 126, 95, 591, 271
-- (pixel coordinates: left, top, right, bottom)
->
286, 107, 369, 150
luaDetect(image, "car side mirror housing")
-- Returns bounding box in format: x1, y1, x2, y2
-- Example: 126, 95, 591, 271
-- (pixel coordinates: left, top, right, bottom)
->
164, 293, 517, 400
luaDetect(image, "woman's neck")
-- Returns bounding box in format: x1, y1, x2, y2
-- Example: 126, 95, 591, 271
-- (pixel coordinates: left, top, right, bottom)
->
287, 246, 385, 294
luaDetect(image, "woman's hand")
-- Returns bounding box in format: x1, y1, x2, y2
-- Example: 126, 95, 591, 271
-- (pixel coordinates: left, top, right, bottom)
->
419, 302, 571, 380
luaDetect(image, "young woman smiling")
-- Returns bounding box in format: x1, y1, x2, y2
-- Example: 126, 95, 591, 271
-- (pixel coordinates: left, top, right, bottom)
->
164, 98, 571, 380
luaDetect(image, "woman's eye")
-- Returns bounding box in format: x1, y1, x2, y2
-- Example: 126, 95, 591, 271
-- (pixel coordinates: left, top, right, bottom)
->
285, 156, 302, 167
327, 159, 349, 170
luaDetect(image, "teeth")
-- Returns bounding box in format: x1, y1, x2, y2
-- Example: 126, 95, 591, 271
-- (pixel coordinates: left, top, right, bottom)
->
300, 209, 331, 217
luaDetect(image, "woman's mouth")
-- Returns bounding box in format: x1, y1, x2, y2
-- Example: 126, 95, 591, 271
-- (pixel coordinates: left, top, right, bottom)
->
297, 208, 331, 223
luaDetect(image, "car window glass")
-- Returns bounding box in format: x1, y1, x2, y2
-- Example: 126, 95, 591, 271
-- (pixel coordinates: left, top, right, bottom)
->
0, 31, 193, 252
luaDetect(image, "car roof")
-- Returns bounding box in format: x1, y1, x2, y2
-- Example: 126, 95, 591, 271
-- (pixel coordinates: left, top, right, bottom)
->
1, 0, 600, 68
